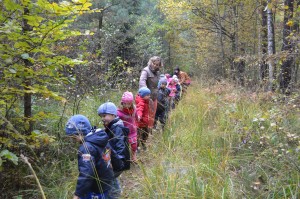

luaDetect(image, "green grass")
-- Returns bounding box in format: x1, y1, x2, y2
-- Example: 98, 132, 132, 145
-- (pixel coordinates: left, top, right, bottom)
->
121, 81, 300, 199
7, 81, 299, 198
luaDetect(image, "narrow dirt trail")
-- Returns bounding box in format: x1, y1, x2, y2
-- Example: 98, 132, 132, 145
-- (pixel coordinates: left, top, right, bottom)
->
119, 130, 161, 198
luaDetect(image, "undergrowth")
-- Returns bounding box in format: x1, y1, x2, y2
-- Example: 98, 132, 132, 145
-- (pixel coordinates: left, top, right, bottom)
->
4, 81, 299, 198
123, 80, 300, 199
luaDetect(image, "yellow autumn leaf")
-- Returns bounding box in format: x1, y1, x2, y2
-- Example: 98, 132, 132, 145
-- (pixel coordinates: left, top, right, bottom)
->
286, 21, 293, 27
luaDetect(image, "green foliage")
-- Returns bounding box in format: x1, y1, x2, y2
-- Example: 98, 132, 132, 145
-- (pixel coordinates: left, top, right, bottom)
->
0, 0, 93, 145
0, 150, 18, 167
0, 0, 95, 197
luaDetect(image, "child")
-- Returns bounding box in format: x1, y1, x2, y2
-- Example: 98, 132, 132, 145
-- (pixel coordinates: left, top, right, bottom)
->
65, 114, 114, 199
117, 91, 138, 162
154, 79, 170, 130
173, 75, 182, 104
167, 78, 177, 110
97, 102, 130, 199
157, 74, 167, 88
135, 87, 151, 151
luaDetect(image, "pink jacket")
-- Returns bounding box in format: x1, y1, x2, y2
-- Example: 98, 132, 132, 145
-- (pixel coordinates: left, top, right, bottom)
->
117, 107, 137, 143
167, 79, 177, 97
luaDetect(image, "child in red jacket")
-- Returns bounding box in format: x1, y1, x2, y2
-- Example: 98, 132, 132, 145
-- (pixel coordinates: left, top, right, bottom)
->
135, 87, 151, 151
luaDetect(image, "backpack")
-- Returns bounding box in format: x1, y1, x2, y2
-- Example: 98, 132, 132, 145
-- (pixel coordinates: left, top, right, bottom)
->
91, 126, 130, 173
108, 126, 131, 173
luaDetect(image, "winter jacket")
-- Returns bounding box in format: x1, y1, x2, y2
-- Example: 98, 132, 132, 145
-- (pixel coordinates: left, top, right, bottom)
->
117, 107, 137, 145
175, 84, 182, 99
75, 130, 114, 198
105, 117, 130, 174
139, 66, 160, 100
167, 79, 177, 97
178, 71, 191, 85
135, 94, 150, 128
157, 87, 170, 112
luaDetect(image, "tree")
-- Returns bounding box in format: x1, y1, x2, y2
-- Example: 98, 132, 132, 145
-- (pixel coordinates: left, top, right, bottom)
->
259, 0, 269, 86
280, 0, 295, 93
0, 0, 92, 166
267, 0, 275, 91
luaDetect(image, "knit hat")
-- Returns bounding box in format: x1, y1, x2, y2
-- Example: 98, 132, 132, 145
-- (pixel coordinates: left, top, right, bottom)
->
138, 87, 151, 97
98, 102, 117, 116
121, 91, 134, 103
172, 75, 179, 83
65, 114, 91, 136
159, 79, 167, 86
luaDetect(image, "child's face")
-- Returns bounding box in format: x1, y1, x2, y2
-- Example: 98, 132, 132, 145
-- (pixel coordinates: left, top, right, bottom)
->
68, 134, 84, 143
122, 102, 132, 109
160, 83, 167, 89
100, 114, 116, 126
143, 95, 151, 100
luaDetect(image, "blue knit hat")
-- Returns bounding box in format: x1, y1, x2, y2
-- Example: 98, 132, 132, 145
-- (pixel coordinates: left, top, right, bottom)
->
97, 102, 117, 115
65, 114, 92, 136
159, 79, 168, 85
138, 87, 151, 97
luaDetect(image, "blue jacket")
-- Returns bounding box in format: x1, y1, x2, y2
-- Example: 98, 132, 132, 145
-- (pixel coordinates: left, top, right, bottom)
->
75, 129, 114, 198
105, 117, 130, 174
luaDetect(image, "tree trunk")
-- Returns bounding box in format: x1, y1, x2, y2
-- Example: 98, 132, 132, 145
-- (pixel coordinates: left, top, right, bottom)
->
231, 3, 239, 82
217, 0, 226, 77
259, 0, 268, 86
267, 0, 275, 91
280, 0, 294, 94
293, 0, 300, 84
22, 7, 33, 134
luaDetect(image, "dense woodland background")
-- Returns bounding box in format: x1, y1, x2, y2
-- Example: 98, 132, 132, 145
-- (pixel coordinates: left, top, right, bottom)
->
1, 0, 300, 198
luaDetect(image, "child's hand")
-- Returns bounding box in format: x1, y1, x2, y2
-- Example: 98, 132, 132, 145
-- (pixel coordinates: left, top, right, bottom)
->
73, 195, 80, 199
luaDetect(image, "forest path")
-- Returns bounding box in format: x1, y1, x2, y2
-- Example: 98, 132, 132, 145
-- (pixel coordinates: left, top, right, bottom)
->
119, 128, 163, 198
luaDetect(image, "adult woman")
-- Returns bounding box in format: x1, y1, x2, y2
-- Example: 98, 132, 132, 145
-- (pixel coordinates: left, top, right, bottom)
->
139, 56, 163, 130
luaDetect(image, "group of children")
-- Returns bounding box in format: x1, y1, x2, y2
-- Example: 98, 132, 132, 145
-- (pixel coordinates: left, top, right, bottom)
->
65, 71, 191, 199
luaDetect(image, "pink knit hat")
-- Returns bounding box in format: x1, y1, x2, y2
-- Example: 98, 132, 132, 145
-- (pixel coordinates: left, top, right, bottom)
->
121, 91, 134, 103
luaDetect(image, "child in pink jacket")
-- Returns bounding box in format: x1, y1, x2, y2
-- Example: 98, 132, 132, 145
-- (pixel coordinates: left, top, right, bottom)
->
167, 78, 177, 110
117, 91, 138, 162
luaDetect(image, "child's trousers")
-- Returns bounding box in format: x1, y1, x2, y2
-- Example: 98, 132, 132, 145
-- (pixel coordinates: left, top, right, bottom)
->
108, 177, 122, 199
138, 127, 149, 149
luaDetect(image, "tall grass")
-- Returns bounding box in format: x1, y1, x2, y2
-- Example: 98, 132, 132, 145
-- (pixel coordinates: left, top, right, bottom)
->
123, 81, 300, 199
15, 81, 299, 198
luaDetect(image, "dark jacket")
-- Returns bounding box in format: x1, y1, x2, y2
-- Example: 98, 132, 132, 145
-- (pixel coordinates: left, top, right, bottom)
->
157, 87, 170, 112
105, 117, 130, 174
75, 130, 114, 198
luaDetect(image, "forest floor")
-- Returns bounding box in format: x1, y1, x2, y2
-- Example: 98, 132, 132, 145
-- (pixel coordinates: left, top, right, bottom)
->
120, 128, 163, 198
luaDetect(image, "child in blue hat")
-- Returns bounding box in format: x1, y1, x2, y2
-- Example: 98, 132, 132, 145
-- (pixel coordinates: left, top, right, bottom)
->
65, 114, 114, 199
97, 102, 130, 199
155, 79, 170, 130
135, 87, 151, 150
